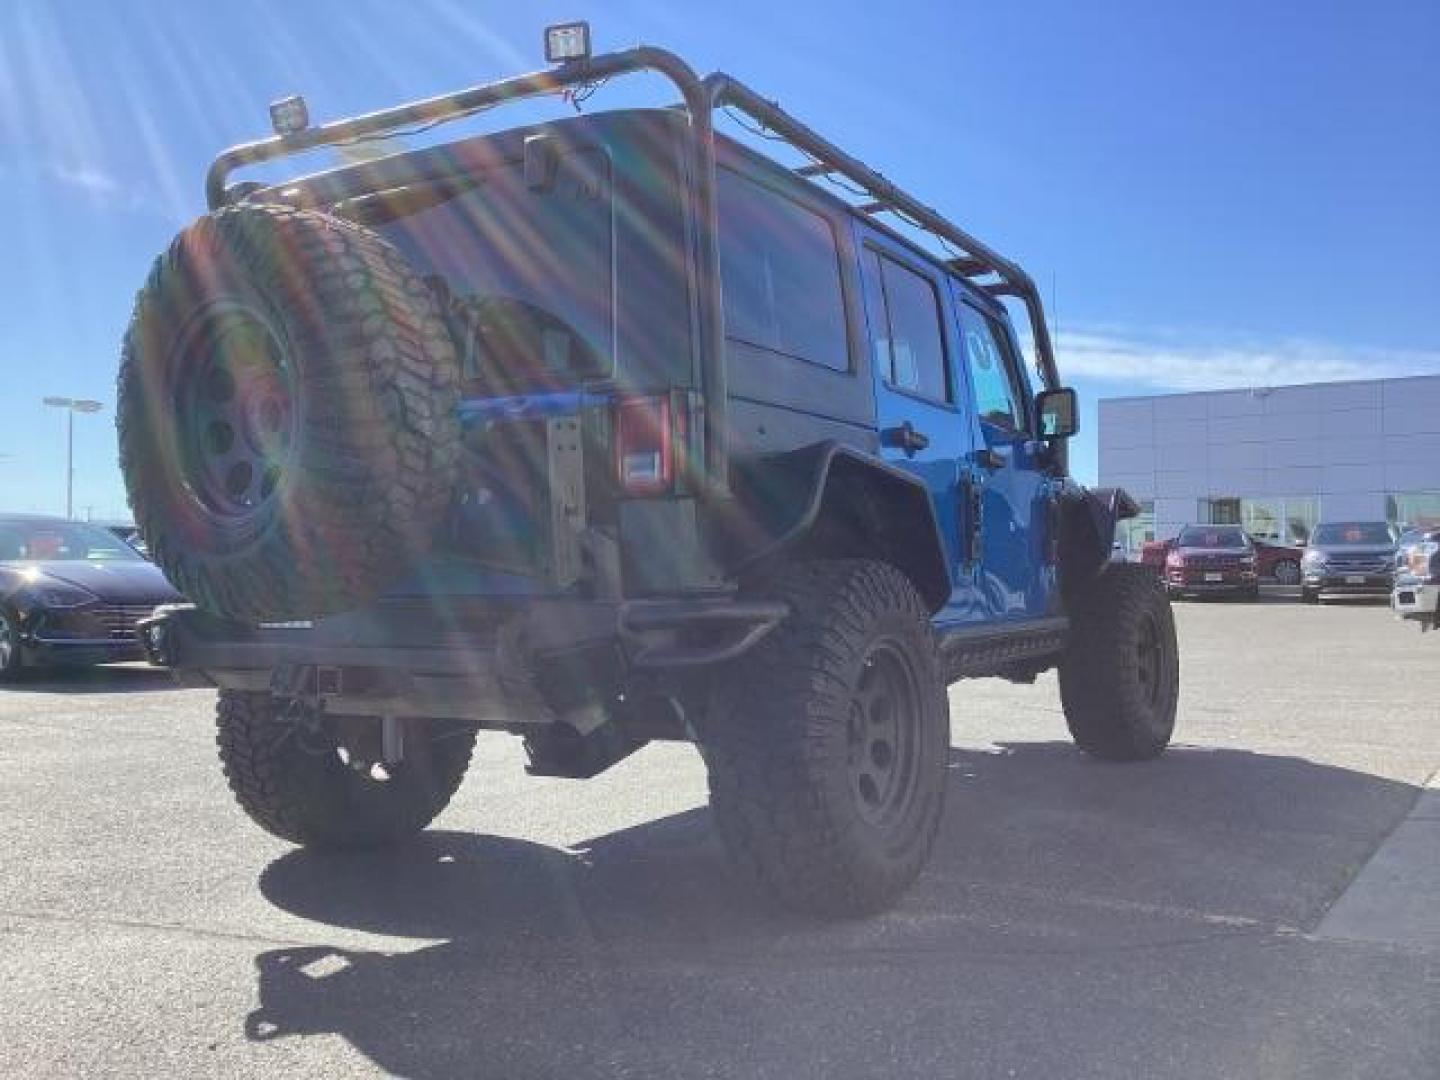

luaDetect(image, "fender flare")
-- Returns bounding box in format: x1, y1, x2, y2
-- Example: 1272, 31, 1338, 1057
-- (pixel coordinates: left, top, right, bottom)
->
715, 441, 951, 613
1056, 483, 1140, 589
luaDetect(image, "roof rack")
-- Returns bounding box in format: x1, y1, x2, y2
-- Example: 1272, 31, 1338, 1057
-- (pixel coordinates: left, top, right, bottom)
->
702, 74, 1057, 390
204, 42, 1063, 495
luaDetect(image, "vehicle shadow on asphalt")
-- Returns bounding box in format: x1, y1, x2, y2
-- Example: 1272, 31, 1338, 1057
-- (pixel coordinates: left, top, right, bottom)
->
243, 741, 1424, 1078
4, 664, 178, 694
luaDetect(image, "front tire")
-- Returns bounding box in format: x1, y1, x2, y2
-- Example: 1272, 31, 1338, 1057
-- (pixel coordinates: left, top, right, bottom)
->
699, 560, 948, 917
0, 607, 22, 682
1301, 587, 1320, 605
1059, 564, 1179, 761
216, 691, 476, 849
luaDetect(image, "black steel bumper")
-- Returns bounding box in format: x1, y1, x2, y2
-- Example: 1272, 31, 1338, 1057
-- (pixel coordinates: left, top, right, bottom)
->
137, 596, 786, 721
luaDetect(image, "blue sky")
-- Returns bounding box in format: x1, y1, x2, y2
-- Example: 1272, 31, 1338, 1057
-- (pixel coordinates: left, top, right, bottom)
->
2, 0, 1437, 516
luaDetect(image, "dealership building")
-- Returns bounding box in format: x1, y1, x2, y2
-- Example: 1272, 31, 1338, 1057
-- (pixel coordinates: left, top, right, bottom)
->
1098, 373, 1440, 549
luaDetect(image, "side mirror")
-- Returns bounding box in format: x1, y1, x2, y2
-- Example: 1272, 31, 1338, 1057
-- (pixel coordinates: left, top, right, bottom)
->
1036, 387, 1079, 439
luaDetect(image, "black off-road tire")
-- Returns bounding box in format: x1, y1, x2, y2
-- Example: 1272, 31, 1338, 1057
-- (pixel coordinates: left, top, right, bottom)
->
117, 204, 462, 620
1301, 587, 1320, 605
1059, 563, 1179, 762
216, 690, 477, 849
700, 560, 948, 917
0, 607, 23, 682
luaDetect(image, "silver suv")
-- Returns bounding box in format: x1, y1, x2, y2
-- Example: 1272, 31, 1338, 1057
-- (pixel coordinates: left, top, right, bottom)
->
1300, 521, 1396, 604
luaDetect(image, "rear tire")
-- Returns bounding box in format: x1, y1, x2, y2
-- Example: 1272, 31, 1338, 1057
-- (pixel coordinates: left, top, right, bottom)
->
118, 204, 462, 620
216, 690, 476, 849
699, 560, 948, 917
1059, 564, 1178, 762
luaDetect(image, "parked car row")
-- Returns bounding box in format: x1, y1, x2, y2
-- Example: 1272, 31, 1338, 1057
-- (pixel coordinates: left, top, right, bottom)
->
1136, 520, 1406, 604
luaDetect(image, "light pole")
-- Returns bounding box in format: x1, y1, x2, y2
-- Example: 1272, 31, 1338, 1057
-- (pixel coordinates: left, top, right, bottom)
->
42, 397, 104, 520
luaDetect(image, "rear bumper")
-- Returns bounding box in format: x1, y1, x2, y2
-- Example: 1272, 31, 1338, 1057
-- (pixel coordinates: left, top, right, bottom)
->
137, 596, 786, 722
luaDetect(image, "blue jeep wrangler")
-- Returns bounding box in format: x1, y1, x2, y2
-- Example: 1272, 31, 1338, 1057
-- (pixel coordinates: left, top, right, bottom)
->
118, 26, 1178, 916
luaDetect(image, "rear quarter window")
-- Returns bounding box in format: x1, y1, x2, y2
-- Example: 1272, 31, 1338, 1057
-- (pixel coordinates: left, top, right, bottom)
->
717, 169, 849, 371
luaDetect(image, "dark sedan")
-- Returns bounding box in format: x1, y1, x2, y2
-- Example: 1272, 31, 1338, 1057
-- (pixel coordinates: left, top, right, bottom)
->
0, 516, 181, 679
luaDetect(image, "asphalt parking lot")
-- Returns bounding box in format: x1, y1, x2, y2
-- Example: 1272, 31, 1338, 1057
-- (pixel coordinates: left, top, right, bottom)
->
2, 592, 1437, 1079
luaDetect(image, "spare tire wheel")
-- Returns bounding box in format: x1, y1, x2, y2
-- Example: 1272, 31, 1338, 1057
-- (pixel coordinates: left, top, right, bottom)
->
117, 204, 461, 619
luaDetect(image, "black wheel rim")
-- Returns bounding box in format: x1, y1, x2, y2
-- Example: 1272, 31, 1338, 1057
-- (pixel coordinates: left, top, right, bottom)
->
0, 612, 13, 669
846, 640, 922, 829
175, 306, 297, 520
1135, 610, 1165, 710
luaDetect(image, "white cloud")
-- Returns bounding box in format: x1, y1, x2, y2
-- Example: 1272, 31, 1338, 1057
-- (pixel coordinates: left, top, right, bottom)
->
1054, 328, 1440, 393
47, 162, 118, 196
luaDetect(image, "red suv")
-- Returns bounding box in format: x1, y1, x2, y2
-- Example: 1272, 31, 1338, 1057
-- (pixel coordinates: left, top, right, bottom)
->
1164, 525, 1260, 600
1145, 534, 1301, 585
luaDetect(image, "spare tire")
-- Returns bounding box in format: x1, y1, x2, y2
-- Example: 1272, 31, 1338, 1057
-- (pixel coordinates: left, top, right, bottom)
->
117, 204, 461, 619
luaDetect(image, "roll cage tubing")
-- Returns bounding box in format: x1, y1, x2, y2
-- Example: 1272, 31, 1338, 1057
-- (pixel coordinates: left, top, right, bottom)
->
205, 46, 1063, 497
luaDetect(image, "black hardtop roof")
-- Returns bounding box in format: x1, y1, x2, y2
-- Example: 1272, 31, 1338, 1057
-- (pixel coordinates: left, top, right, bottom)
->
247, 107, 1009, 321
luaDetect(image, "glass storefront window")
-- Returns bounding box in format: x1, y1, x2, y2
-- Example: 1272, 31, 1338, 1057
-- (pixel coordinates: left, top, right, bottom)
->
1116, 500, 1155, 556
1281, 497, 1317, 544
1220, 497, 1315, 544
1388, 491, 1440, 529
1241, 500, 1281, 541
1202, 498, 1242, 525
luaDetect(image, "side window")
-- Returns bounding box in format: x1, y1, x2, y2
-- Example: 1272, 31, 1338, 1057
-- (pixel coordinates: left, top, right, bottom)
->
866, 249, 951, 403
717, 169, 849, 370
960, 307, 1028, 432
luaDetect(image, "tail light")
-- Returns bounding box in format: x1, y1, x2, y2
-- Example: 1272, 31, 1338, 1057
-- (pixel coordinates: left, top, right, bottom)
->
613, 391, 704, 497
614, 396, 674, 496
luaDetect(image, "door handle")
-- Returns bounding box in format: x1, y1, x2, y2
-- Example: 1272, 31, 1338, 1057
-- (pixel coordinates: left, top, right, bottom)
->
880, 422, 930, 457
974, 447, 1006, 471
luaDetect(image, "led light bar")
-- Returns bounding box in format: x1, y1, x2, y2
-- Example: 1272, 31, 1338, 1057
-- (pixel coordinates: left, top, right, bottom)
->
544, 22, 591, 63
268, 95, 310, 137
